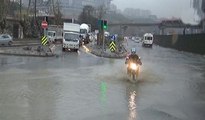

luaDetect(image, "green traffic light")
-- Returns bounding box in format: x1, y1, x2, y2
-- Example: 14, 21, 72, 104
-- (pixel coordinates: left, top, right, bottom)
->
103, 20, 107, 30
98, 19, 108, 30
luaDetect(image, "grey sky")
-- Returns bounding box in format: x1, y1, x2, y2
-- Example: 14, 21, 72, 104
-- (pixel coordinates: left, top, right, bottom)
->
112, 0, 199, 24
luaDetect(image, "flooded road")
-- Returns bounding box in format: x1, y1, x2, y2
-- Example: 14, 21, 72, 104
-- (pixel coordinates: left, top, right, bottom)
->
0, 41, 205, 120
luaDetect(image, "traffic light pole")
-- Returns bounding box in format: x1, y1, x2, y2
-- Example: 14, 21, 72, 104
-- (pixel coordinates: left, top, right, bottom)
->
44, 28, 46, 36
102, 29, 105, 54
44, 17, 47, 36
98, 19, 107, 54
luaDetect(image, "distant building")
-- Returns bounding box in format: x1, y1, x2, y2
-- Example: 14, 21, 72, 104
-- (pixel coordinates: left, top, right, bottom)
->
149, 15, 158, 20
108, 4, 117, 12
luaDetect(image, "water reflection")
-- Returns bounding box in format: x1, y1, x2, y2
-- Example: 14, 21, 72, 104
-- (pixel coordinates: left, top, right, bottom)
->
127, 84, 138, 120
128, 90, 137, 120
100, 81, 107, 103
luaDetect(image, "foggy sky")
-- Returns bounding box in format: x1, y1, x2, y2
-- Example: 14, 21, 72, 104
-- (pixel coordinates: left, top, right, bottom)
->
112, 0, 200, 24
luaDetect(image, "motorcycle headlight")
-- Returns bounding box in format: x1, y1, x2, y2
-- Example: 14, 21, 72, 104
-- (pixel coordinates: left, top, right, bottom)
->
130, 63, 137, 70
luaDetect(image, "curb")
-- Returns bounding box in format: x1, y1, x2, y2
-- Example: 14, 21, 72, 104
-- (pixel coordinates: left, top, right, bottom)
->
87, 45, 128, 59
0, 43, 41, 47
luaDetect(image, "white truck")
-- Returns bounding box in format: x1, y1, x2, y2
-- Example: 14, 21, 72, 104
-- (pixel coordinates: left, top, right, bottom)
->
142, 33, 154, 47
80, 23, 90, 44
47, 25, 63, 43
62, 23, 80, 52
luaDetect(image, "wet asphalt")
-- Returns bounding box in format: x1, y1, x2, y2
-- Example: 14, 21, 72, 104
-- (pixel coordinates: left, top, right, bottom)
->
0, 40, 205, 120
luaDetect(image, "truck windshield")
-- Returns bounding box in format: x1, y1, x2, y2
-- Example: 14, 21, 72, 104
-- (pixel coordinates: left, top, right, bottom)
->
64, 33, 79, 42
48, 32, 54, 37
80, 29, 87, 34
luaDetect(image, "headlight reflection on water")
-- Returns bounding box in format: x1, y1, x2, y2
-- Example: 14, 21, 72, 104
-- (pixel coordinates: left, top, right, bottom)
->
82, 45, 90, 52
128, 91, 137, 120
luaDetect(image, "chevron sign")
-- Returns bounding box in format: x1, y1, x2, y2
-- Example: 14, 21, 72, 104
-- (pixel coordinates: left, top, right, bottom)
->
41, 36, 48, 46
109, 41, 116, 52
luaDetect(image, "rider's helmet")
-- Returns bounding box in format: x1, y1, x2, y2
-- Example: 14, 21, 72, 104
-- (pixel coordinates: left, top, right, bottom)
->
131, 48, 136, 54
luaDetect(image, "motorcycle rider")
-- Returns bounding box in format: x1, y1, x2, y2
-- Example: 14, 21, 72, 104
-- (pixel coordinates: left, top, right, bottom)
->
125, 48, 142, 74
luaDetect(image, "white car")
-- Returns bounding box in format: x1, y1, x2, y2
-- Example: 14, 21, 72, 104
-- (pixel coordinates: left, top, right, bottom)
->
134, 37, 141, 43
131, 37, 135, 41
0, 34, 13, 46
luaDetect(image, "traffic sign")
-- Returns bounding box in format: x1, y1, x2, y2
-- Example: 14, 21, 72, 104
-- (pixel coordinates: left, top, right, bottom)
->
41, 20, 48, 29
41, 36, 48, 45
111, 35, 115, 41
109, 41, 116, 52
98, 19, 108, 30
95, 30, 99, 34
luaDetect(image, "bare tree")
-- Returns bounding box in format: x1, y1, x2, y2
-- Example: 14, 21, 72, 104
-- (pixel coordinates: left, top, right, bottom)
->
0, 0, 9, 19
96, 5, 107, 19
53, 0, 62, 25
27, 0, 31, 14
78, 5, 98, 31
0, 0, 9, 32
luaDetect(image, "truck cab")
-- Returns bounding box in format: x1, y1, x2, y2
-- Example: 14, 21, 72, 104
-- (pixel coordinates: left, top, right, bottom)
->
47, 31, 56, 43
47, 25, 63, 43
80, 23, 90, 44
62, 32, 80, 52
62, 23, 80, 52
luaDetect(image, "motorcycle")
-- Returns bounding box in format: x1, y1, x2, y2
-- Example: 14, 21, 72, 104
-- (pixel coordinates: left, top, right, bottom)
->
125, 57, 142, 81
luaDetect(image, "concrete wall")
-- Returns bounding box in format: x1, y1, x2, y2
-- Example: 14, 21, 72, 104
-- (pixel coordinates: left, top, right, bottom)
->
154, 34, 205, 55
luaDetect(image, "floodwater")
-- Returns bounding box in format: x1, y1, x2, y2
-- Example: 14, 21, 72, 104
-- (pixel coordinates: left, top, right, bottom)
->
0, 40, 204, 120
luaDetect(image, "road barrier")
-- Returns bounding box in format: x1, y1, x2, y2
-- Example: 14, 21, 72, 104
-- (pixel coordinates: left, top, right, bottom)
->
154, 33, 205, 55
41, 36, 48, 45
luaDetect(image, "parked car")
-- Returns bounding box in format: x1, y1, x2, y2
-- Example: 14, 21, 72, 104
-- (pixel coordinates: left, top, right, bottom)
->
134, 37, 141, 43
131, 37, 135, 41
0, 34, 13, 46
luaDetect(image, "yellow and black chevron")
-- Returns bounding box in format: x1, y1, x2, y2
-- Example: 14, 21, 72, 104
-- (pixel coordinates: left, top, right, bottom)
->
109, 41, 116, 52
41, 36, 48, 45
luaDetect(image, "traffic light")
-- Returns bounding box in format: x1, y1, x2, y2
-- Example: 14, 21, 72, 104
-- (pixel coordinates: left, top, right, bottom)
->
98, 19, 108, 30
103, 20, 107, 30
101, 20, 104, 30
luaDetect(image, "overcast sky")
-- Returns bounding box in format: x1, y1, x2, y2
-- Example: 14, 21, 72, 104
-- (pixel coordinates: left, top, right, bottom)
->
112, 0, 200, 24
